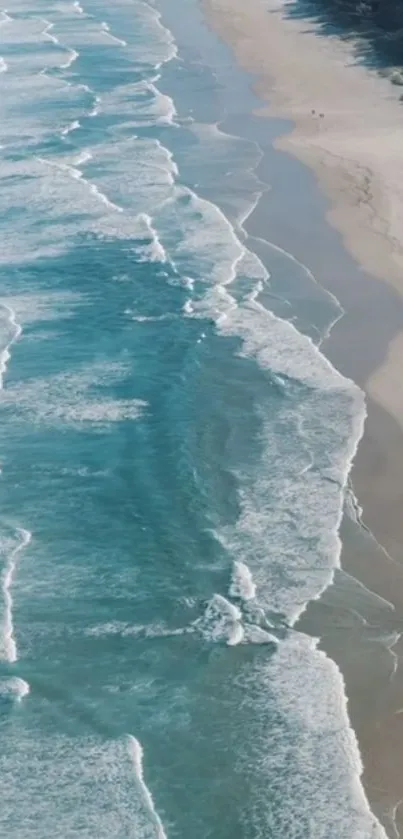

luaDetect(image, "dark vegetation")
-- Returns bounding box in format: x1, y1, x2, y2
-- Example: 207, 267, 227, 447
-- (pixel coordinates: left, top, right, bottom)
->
283, 0, 403, 73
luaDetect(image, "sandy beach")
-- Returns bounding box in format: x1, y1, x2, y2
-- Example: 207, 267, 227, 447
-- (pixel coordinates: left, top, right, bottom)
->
202, 0, 403, 835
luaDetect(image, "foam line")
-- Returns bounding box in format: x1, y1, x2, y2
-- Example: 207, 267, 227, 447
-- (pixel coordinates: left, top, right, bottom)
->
188, 116, 344, 344
138, 213, 167, 262
127, 736, 168, 839
0, 302, 22, 389
2, 528, 31, 663
229, 560, 256, 601
13, 676, 30, 701
0, 302, 31, 662
89, 95, 101, 117
89, 182, 123, 212
60, 49, 79, 70
100, 21, 127, 47
147, 4, 178, 67
37, 155, 123, 213
42, 20, 59, 46
0, 676, 30, 702
388, 798, 403, 839
61, 119, 81, 137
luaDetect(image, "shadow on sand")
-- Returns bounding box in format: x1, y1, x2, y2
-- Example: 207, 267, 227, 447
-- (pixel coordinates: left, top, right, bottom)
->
281, 0, 403, 75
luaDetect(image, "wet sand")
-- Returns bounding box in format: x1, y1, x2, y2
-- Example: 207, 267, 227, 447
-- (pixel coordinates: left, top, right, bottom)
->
202, 0, 403, 836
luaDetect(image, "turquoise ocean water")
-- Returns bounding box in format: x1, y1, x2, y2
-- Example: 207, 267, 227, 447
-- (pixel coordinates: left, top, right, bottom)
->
0, 1, 388, 836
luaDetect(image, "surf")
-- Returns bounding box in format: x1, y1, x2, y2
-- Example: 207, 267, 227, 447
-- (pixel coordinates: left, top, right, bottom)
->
1, 528, 31, 663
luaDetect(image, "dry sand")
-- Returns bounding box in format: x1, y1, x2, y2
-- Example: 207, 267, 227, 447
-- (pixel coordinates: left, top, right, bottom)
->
201, 0, 403, 835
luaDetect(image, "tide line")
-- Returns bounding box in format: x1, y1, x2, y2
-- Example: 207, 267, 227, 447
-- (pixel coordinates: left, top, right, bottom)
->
250, 232, 345, 345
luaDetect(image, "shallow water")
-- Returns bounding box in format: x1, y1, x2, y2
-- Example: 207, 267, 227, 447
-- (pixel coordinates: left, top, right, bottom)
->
0, 1, 388, 836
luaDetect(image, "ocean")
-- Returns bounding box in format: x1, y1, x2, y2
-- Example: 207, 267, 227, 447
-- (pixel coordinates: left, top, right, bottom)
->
0, 1, 388, 836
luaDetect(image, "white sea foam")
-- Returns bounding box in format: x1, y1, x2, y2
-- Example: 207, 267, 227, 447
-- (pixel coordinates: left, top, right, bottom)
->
238, 631, 388, 838
61, 118, 80, 136
0, 733, 169, 836
184, 236, 366, 615
37, 154, 124, 214
41, 20, 59, 46
148, 81, 177, 125
179, 114, 345, 342
0, 41, 180, 257
0, 57, 7, 73
1, 529, 31, 663
130, 313, 175, 323
0, 301, 31, 663
101, 21, 127, 47
190, 591, 279, 646
226, 308, 363, 617
86, 613, 275, 646
62, 135, 177, 228
0, 0, 365, 634
127, 737, 169, 839
60, 48, 79, 70
229, 560, 256, 601
243, 625, 278, 644
182, 300, 194, 315
65, 0, 177, 65
0, 146, 175, 264
127, 0, 178, 67
0, 292, 81, 326
89, 94, 101, 117
0, 70, 90, 152
73, 149, 93, 166
176, 135, 375, 832
136, 213, 168, 262
0, 676, 30, 702
2, 361, 148, 429
0, 3, 385, 836
167, 42, 366, 638
11, 676, 30, 700
0, 302, 22, 389
99, 78, 177, 128
193, 593, 244, 646
61, 400, 147, 423
86, 621, 188, 639
155, 185, 264, 300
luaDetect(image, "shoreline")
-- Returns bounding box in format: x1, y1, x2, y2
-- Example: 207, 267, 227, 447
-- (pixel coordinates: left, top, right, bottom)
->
201, 0, 403, 835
